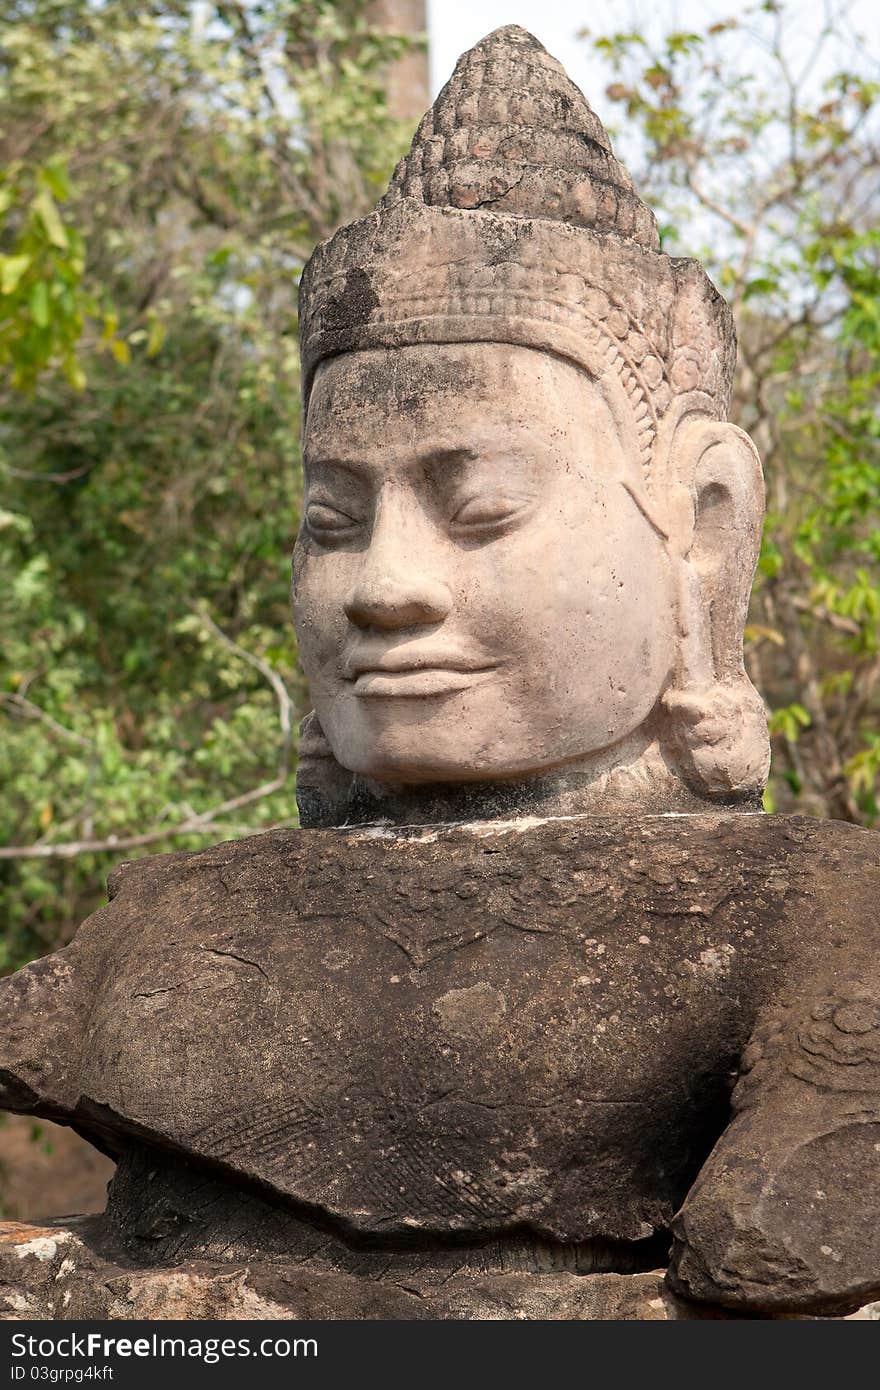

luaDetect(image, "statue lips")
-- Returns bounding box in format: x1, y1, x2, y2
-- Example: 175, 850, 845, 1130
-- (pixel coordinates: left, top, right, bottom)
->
343, 647, 499, 699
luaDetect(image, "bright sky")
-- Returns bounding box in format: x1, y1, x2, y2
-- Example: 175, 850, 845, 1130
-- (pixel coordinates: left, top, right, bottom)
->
428, 0, 639, 106
427, 0, 880, 128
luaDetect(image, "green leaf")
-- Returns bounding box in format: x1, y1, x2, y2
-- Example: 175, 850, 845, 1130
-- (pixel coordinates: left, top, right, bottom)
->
29, 280, 50, 327
146, 316, 166, 358
743, 275, 779, 301
32, 190, 68, 249
63, 355, 87, 390
39, 159, 71, 202
0, 253, 31, 295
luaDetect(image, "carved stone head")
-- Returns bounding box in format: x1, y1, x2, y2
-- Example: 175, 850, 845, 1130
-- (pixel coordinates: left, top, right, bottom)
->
293, 26, 769, 826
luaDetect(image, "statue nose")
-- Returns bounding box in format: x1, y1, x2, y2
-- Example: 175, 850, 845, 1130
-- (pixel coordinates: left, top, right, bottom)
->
343, 575, 453, 631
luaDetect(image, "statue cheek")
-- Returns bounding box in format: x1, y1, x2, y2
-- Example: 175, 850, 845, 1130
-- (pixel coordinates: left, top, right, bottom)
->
293, 572, 343, 671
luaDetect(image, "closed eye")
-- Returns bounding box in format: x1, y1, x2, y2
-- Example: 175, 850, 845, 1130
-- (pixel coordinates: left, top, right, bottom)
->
305, 501, 362, 539
450, 493, 535, 536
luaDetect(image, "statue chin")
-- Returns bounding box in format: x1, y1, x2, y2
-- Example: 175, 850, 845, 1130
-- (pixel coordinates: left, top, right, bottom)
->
295, 711, 760, 828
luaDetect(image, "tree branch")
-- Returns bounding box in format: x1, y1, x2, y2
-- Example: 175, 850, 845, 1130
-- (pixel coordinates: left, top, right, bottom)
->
2, 462, 96, 485
1, 693, 96, 750
195, 608, 294, 780
0, 779, 290, 861
790, 595, 861, 637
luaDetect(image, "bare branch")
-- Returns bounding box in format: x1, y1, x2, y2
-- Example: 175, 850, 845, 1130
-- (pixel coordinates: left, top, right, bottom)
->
0, 780, 289, 861
195, 608, 294, 780
2, 462, 95, 485
684, 168, 753, 238
790, 595, 861, 636
1, 694, 96, 751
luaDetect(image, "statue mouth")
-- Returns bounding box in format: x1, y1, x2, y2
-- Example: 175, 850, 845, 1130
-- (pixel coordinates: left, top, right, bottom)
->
349, 665, 497, 698
343, 642, 498, 691
343, 646, 499, 698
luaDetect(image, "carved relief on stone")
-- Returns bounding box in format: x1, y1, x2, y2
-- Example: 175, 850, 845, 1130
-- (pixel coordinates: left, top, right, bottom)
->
734, 985, 880, 1111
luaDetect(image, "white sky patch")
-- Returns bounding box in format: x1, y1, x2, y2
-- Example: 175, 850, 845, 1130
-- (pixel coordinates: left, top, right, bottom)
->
428, 0, 880, 123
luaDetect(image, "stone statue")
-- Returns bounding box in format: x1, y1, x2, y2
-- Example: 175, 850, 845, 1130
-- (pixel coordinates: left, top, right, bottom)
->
0, 27, 877, 1321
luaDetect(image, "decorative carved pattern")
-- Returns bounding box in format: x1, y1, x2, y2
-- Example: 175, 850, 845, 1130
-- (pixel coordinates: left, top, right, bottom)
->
734, 982, 880, 1109
380, 26, 660, 250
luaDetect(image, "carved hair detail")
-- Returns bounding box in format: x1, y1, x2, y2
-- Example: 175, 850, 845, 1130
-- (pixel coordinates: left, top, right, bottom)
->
379, 24, 660, 251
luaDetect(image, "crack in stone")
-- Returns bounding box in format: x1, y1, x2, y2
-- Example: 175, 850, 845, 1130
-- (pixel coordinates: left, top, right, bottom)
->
200, 946, 270, 983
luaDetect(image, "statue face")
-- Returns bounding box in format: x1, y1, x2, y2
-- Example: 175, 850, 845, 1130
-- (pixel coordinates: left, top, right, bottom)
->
293, 342, 676, 785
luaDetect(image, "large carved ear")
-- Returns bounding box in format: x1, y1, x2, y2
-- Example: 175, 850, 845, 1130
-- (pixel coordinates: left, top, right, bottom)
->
662, 418, 771, 802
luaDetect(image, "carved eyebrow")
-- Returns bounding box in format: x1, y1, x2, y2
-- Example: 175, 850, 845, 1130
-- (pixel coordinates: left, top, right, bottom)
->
420, 445, 478, 465
304, 444, 527, 488
303, 454, 370, 481
304, 446, 481, 479
418, 445, 479, 479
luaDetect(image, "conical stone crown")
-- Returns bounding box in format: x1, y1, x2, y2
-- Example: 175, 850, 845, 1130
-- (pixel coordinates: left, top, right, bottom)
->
379, 25, 658, 249
299, 27, 735, 471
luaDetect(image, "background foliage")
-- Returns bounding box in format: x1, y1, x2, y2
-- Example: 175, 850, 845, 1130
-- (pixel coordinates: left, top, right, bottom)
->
0, 0, 418, 968
1, 1, 878, 971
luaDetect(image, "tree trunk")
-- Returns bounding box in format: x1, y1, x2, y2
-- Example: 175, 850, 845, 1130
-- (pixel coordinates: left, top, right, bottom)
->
366, 0, 430, 125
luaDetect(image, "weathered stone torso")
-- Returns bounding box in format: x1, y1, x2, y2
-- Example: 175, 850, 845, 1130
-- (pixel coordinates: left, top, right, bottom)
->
2, 814, 876, 1255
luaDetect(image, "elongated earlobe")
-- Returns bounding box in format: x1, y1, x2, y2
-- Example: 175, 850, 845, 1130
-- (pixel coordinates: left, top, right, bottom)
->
662, 418, 770, 803
664, 680, 770, 801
